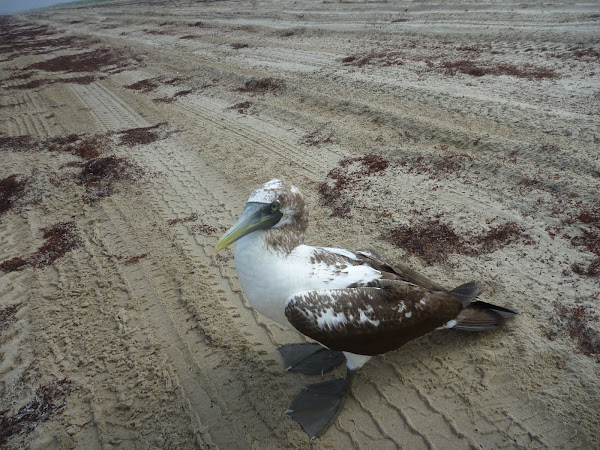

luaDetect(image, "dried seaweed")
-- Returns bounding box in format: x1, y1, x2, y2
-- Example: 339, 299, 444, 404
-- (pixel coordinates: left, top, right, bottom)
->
572, 257, 600, 277
44, 133, 110, 160
0, 379, 73, 446
125, 78, 160, 93
0, 18, 90, 59
238, 77, 284, 94
299, 130, 335, 147
0, 174, 28, 215
0, 222, 82, 272
317, 153, 390, 217
152, 90, 192, 103
112, 253, 148, 264
384, 219, 526, 264
341, 49, 404, 67
441, 60, 558, 79
167, 213, 198, 226
340, 42, 560, 80
29, 222, 82, 268
25, 48, 133, 74
0, 135, 33, 152
397, 151, 475, 179
0, 302, 23, 329
477, 221, 526, 253
118, 123, 167, 147
190, 224, 227, 235
546, 303, 600, 362
0, 257, 28, 272
76, 156, 143, 202
228, 101, 252, 114
384, 219, 473, 264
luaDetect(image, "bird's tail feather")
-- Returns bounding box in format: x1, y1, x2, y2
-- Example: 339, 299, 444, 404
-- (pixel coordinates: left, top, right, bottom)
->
447, 281, 517, 331
454, 301, 518, 331
449, 281, 483, 307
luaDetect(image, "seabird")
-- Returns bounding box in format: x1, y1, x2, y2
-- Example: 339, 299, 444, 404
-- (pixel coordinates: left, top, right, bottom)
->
215, 179, 517, 439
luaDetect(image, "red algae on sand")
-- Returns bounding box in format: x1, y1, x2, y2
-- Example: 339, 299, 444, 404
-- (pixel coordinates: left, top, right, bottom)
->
0, 174, 28, 215
0, 378, 74, 446
76, 155, 143, 202
0, 222, 82, 272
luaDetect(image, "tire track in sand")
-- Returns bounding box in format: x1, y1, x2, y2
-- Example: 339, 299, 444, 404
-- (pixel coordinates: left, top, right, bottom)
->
65, 80, 306, 445
64, 79, 394, 445
173, 94, 345, 178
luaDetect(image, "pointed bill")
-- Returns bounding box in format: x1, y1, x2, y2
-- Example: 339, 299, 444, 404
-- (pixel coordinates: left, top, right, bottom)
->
215, 202, 282, 252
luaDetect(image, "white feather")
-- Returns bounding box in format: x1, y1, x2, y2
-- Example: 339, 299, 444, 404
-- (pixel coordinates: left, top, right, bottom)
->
234, 231, 380, 328
316, 307, 349, 330
248, 179, 284, 203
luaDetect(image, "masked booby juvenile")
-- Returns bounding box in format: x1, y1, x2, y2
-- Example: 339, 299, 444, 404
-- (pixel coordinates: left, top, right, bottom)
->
215, 179, 517, 439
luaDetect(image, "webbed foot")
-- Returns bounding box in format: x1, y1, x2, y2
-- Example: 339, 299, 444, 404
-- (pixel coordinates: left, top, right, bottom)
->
278, 343, 345, 375
286, 369, 356, 439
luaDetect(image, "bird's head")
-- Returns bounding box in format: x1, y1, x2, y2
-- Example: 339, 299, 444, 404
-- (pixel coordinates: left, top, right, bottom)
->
215, 179, 308, 252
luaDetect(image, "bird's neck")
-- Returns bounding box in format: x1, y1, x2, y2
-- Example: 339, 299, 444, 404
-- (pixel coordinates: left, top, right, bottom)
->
264, 227, 305, 255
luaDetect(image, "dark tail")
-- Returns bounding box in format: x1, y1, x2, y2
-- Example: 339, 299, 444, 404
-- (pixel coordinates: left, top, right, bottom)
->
449, 281, 483, 307
449, 282, 518, 331
455, 301, 518, 331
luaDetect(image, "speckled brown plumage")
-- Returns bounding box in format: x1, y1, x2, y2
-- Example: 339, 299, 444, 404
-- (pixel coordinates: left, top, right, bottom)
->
285, 280, 465, 356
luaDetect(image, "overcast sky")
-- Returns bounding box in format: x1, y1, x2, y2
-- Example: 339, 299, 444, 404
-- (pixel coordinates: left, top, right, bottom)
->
0, 0, 76, 15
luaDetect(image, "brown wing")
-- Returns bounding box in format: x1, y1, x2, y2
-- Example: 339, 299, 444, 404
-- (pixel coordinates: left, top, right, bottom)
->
285, 281, 463, 356
355, 251, 448, 292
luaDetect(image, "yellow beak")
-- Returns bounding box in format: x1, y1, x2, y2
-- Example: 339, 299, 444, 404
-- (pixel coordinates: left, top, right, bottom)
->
215, 202, 282, 252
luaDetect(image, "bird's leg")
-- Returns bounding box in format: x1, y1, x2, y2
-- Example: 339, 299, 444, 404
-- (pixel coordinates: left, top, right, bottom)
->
278, 343, 346, 375
286, 367, 356, 439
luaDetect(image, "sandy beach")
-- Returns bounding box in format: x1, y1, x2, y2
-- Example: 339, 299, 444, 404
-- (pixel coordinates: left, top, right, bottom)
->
1, 0, 599, 447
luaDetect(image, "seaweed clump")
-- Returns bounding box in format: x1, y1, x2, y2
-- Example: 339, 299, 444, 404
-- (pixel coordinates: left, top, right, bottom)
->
317, 153, 390, 218
341, 49, 404, 67
76, 156, 143, 202
118, 123, 167, 147
28, 222, 82, 268
299, 130, 335, 147
44, 133, 110, 160
125, 78, 160, 93
440, 60, 558, 80
0, 135, 33, 151
228, 101, 252, 114
0, 18, 90, 59
384, 218, 472, 265
238, 77, 284, 94
0, 174, 28, 215
8, 75, 96, 90
0, 378, 73, 446
565, 206, 600, 277
25, 48, 133, 74
0, 222, 82, 272
477, 221, 526, 253
0, 302, 23, 330
383, 219, 526, 264
545, 303, 600, 363
152, 90, 193, 103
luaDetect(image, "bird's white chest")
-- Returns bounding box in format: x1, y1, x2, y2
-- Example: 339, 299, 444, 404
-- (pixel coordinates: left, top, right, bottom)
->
233, 232, 380, 328
234, 233, 301, 326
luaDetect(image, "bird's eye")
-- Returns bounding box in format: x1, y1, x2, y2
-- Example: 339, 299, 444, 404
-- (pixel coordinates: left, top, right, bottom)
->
270, 202, 280, 212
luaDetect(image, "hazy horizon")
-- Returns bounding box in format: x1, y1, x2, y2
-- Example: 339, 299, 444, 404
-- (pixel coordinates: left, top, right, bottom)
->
1, 0, 78, 15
